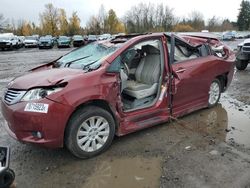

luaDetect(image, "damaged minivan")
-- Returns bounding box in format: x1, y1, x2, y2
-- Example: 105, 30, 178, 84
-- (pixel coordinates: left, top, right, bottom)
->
1, 33, 235, 158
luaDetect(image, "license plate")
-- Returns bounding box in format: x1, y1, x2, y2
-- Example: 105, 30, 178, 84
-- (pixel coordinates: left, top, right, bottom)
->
24, 103, 49, 113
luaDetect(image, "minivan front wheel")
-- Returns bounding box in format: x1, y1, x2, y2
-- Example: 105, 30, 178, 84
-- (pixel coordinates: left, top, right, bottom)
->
65, 106, 115, 158
208, 79, 221, 108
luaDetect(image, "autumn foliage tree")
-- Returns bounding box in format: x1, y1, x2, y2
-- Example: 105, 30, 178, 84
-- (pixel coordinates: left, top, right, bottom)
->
58, 9, 69, 35
39, 3, 59, 36
105, 9, 124, 34
173, 24, 194, 32
68, 12, 81, 35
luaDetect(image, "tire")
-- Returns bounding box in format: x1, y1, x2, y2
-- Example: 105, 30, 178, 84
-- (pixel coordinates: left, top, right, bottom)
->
0, 169, 15, 188
236, 60, 248, 70
65, 106, 116, 159
208, 79, 221, 108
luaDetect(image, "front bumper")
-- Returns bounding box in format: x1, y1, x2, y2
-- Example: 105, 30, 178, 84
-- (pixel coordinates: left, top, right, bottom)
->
1, 98, 73, 148
58, 43, 70, 47
73, 41, 84, 46
39, 43, 52, 48
24, 43, 38, 47
236, 51, 250, 61
0, 44, 12, 49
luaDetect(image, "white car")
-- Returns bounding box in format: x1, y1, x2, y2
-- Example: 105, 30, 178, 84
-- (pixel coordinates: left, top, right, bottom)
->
24, 36, 38, 48
236, 38, 250, 70
0, 33, 19, 50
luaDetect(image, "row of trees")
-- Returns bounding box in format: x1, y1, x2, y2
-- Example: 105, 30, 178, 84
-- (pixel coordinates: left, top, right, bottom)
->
0, 1, 249, 36
123, 3, 237, 33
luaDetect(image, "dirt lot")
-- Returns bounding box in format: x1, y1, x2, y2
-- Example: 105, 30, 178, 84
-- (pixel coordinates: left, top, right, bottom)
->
0, 41, 250, 188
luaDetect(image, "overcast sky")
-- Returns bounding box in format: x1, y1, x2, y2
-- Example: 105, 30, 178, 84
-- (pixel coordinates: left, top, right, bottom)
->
0, 0, 242, 26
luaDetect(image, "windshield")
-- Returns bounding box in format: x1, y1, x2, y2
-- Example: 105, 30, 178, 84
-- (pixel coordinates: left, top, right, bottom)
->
73, 35, 83, 40
0, 37, 10, 40
25, 36, 36, 40
40, 37, 50, 41
56, 42, 118, 70
59, 36, 68, 40
88, 35, 96, 40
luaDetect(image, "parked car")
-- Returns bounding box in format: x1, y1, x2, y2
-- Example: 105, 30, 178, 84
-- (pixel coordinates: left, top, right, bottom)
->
1, 33, 235, 158
38, 36, 54, 49
235, 38, 250, 70
72, 35, 84, 47
18, 36, 25, 48
0, 33, 19, 50
98, 33, 112, 40
87, 35, 97, 43
57, 36, 71, 48
24, 36, 38, 48
222, 31, 235, 41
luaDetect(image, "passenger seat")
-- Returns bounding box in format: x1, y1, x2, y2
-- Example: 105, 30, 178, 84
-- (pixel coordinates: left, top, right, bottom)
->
123, 45, 161, 99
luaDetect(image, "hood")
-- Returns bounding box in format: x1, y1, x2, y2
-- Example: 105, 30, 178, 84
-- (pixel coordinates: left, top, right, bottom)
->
9, 68, 83, 90
58, 39, 70, 42
39, 38, 51, 42
0, 39, 11, 42
243, 38, 250, 44
24, 39, 37, 43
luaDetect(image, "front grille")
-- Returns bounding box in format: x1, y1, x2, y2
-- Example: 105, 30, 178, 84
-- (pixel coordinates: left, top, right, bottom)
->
243, 46, 250, 52
4, 89, 26, 105
244, 43, 250, 47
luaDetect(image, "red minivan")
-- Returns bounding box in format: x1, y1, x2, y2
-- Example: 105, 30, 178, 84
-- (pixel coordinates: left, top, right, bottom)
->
1, 33, 235, 158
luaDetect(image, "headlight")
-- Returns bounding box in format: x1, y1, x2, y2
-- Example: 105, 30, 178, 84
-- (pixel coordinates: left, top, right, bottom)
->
21, 88, 63, 101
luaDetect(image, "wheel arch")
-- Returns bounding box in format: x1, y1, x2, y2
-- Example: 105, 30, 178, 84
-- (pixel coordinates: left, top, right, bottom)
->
63, 99, 119, 145
216, 72, 228, 92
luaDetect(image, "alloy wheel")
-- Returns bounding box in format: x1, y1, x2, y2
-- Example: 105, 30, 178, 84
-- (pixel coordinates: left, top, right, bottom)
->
76, 116, 110, 152
208, 81, 220, 105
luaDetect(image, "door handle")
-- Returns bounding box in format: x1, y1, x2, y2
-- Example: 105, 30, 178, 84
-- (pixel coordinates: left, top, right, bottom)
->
175, 68, 186, 73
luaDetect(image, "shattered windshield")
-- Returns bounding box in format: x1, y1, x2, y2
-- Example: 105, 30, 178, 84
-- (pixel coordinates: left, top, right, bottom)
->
56, 42, 118, 70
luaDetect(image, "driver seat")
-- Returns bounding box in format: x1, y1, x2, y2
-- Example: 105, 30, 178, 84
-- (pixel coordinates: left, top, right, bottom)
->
123, 45, 161, 99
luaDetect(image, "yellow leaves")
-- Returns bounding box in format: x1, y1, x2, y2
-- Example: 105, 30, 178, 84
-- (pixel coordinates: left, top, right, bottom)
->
21, 21, 32, 36
115, 22, 125, 33
173, 24, 195, 32
68, 12, 81, 35
58, 9, 68, 35
105, 9, 124, 34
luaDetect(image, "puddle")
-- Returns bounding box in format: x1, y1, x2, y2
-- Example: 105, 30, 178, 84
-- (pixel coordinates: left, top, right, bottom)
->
83, 157, 162, 188
179, 95, 250, 148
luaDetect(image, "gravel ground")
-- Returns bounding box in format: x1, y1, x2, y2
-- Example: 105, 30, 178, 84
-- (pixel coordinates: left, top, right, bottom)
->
0, 41, 250, 188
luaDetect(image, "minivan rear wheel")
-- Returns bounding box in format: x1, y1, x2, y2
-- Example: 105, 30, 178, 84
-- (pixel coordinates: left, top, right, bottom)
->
65, 106, 115, 158
208, 79, 221, 108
